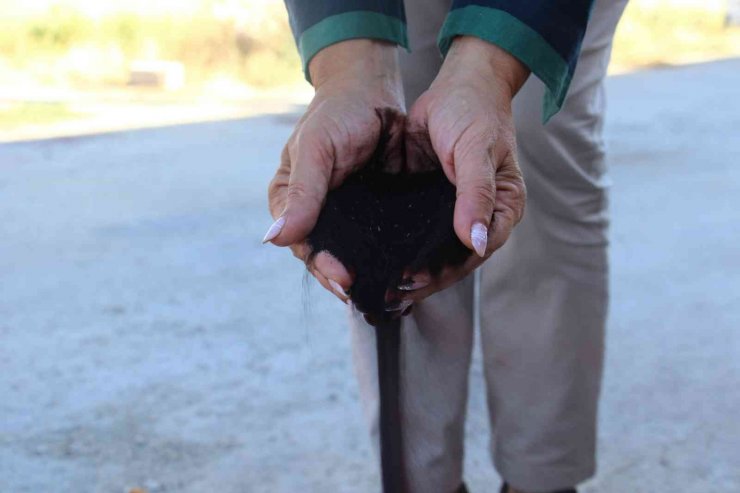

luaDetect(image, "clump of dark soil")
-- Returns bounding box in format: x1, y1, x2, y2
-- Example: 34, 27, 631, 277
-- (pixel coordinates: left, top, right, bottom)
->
307, 111, 472, 322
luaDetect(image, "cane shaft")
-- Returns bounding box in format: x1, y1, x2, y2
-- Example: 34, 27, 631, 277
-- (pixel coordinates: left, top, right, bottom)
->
375, 318, 404, 493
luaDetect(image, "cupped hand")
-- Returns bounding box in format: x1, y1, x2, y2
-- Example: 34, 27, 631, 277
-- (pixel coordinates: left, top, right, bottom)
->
395, 37, 530, 305
264, 40, 404, 303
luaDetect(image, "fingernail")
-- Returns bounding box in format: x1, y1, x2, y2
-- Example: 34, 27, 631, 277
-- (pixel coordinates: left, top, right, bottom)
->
385, 299, 413, 312
262, 216, 285, 243
328, 279, 349, 302
397, 278, 429, 291
471, 222, 488, 257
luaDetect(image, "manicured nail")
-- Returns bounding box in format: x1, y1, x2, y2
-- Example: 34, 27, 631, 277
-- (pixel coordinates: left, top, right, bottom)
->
328, 279, 349, 303
397, 278, 429, 291
471, 222, 488, 257
262, 216, 285, 243
385, 300, 413, 312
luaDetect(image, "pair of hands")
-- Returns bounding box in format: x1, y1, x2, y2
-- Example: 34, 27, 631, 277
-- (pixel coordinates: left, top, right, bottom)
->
265, 37, 529, 311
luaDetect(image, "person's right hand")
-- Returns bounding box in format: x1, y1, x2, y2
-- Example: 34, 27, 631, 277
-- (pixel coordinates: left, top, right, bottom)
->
264, 39, 405, 304
390, 37, 529, 308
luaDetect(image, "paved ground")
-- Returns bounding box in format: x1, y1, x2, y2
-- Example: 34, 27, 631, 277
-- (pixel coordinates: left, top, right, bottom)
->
1, 59, 739, 493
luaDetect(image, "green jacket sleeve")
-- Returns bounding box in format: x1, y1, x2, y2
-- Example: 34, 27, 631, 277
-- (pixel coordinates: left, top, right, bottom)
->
284, 0, 409, 83
438, 0, 596, 121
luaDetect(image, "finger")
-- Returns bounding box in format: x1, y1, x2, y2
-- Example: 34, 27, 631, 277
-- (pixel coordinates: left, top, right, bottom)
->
266, 144, 291, 216
487, 149, 526, 253
385, 299, 413, 313
312, 268, 350, 304
264, 146, 294, 243
289, 242, 353, 303
452, 133, 496, 257
398, 256, 483, 303
382, 286, 413, 314
381, 270, 430, 313
312, 252, 353, 297
488, 213, 515, 254
266, 128, 333, 247
397, 271, 432, 291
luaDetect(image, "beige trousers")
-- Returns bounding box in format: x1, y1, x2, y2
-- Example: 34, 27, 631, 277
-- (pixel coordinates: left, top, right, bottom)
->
350, 1, 628, 491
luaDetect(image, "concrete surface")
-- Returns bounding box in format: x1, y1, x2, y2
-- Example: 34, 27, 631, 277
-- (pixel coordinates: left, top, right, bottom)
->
1, 59, 739, 493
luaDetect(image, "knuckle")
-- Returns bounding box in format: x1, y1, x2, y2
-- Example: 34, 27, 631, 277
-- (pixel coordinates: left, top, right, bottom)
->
506, 162, 527, 204
503, 169, 526, 200
515, 181, 527, 221
515, 179, 527, 202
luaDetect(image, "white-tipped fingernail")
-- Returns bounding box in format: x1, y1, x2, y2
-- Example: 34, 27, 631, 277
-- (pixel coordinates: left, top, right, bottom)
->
397, 279, 429, 291
385, 300, 413, 312
328, 279, 349, 302
471, 222, 488, 257
262, 216, 285, 243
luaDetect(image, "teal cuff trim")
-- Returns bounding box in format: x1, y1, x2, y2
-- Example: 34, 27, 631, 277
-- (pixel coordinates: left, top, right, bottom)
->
298, 11, 409, 84
438, 6, 573, 123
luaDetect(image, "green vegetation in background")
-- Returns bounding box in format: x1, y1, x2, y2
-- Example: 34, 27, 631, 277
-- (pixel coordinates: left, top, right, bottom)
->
611, 3, 740, 70
0, 4, 302, 88
26, 7, 93, 53
0, 2, 738, 92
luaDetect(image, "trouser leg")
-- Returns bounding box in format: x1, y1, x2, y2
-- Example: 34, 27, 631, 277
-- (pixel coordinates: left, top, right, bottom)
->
479, 0, 628, 491
398, 0, 451, 106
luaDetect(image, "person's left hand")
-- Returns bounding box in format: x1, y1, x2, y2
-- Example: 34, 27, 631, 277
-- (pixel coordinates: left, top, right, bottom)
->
391, 37, 530, 306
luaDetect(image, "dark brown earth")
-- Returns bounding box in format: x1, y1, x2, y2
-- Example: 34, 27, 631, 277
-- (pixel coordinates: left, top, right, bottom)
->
307, 123, 472, 322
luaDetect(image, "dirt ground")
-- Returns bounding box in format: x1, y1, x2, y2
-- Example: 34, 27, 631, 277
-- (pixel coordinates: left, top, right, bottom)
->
1, 59, 739, 492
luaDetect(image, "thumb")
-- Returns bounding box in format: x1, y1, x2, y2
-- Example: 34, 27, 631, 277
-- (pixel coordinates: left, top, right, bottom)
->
265, 132, 333, 247
452, 137, 495, 257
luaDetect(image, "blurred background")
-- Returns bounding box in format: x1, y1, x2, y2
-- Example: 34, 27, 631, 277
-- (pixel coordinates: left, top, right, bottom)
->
0, 0, 307, 140
1, 0, 740, 140
1, 1, 739, 492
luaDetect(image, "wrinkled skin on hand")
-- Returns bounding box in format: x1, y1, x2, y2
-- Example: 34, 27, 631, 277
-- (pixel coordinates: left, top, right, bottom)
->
265, 37, 529, 315
394, 37, 529, 307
